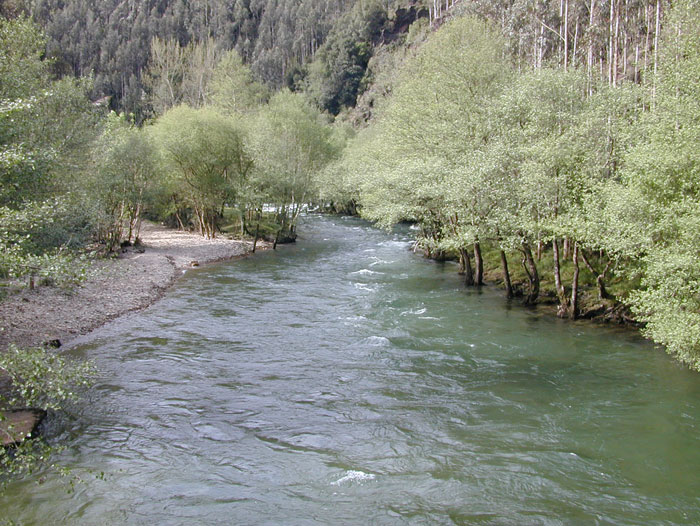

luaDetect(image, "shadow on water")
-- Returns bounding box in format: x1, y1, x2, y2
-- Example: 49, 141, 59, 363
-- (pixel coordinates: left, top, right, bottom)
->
2, 215, 700, 526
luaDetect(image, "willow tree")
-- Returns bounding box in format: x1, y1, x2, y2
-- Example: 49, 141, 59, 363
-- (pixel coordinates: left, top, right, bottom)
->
351, 15, 510, 280
150, 105, 252, 238
622, 0, 700, 369
250, 90, 338, 244
90, 113, 159, 250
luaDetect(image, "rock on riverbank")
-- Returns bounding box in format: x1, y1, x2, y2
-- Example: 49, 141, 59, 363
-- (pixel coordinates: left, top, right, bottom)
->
0, 409, 46, 446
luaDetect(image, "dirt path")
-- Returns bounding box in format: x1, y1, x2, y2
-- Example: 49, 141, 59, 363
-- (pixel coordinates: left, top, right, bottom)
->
0, 222, 267, 350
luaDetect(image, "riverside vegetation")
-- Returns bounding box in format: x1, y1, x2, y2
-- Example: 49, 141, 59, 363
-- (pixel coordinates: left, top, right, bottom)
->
1, 0, 699, 489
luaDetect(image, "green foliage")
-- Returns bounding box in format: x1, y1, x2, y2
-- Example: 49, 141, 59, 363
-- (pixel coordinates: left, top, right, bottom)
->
250, 90, 339, 232
0, 17, 100, 291
0, 344, 96, 493
32, 0, 357, 115
150, 105, 252, 238
209, 49, 270, 115
144, 37, 223, 117
0, 16, 47, 100
0, 345, 96, 411
343, 14, 510, 238
0, 199, 92, 288
89, 112, 159, 250
621, 0, 700, 368
325, 6, 700, 367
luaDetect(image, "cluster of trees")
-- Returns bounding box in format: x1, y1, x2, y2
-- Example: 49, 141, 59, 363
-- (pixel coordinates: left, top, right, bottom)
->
0, 15, 342, 289
0, 16, 101, 288
324, 3, 700, 370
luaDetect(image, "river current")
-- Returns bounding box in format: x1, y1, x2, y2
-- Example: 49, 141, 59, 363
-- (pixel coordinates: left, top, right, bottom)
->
3, 215, 700, 525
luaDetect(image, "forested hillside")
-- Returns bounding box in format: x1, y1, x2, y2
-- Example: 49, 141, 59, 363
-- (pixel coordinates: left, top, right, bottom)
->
5, 0, 425, 118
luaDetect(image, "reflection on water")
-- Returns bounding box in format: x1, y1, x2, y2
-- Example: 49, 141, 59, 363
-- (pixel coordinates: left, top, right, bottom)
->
3, 215, 700, 525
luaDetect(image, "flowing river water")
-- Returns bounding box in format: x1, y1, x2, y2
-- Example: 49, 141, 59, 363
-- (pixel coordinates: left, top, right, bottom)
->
3, 215, 700, 525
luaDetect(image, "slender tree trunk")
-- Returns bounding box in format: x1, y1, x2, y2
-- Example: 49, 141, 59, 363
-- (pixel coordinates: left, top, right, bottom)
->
609, 0, 615, 85
252, 222, 260, 253
474, 242, 484, 286
573, 19, 579, 69
580, 249, 613, 300
521, 242, 539, 304
458, 248, 467, 274
563, 0, 569, 71
552, 237, 569, 317
500, 249, 514, 299
613, 0, 620, 86
588, 0, 596, 93
460, 248, 475, 286
652, 0, 661, 104
570, 242, 580, 319
175, 210, 185, 231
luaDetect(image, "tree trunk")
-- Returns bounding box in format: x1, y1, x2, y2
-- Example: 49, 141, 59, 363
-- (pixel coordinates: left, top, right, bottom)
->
652, 0, 661, 103
521, 242, 539, 304
474, 242, 484, 286
588, 0, 596, 93
460, 248, 475, 286
552, 237, 569, 317
580, 249, 613, 300
563, 0, 569, 71
252, 222, 260, 253
175, 210, 185, 231
570, 242, 580, 320
273, 228, 281, 250
500, 249, 513, 299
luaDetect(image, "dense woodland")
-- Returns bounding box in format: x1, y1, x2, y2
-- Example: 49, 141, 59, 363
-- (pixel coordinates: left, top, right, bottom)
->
1, 0, 699, 380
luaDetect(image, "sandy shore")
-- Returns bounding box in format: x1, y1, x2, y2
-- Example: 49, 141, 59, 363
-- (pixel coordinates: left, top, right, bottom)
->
0, 222, 267, 351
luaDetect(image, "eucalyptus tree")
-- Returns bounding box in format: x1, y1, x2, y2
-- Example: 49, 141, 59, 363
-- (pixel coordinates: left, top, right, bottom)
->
145, 37, 223, 117
150, 105, 252, 238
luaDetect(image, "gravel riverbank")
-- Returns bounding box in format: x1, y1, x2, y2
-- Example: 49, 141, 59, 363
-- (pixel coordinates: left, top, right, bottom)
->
0, 222, 267, 351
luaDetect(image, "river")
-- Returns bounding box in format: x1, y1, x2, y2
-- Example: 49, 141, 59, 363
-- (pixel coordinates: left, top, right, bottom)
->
3, 215, 700, 525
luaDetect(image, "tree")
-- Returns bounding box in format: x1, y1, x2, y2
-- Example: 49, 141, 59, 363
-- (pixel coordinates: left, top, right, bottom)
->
144, 37, 223, 117
250, 90, 338, 243
90, 112, 159, 251
150, 105, 252, 238
622, 0, 700, 368
0, 17, 100, 286
208, 49, 269, 115
343, 15, 510, 284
